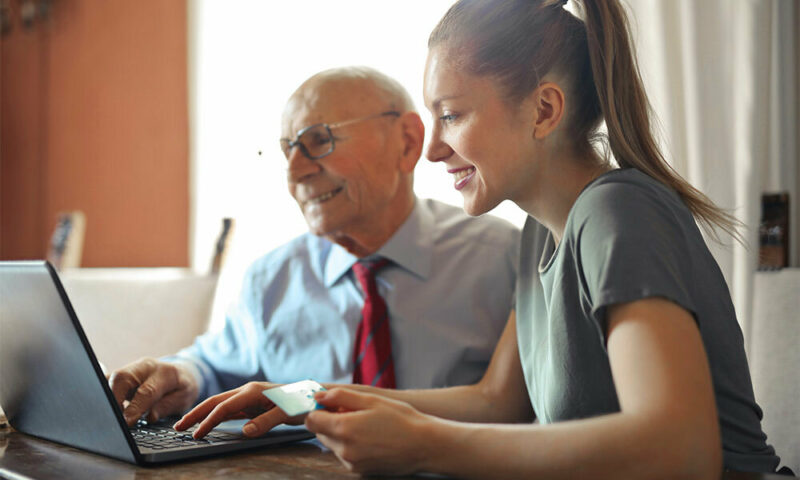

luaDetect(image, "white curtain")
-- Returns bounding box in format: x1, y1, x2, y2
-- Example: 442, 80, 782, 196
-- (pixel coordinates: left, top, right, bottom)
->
625, 0, 798, 339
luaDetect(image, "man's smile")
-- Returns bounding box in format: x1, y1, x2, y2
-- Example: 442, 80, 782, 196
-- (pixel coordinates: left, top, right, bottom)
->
304, 186, 344, 206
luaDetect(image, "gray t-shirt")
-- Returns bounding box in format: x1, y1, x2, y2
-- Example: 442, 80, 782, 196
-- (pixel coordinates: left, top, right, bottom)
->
516, 168, 779, 473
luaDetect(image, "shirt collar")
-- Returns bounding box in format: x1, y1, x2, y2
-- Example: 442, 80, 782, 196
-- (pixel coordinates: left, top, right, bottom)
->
323, 199, 434, 287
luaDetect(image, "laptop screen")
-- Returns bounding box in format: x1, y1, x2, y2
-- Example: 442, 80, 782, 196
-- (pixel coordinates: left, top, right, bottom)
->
0, 261, 138, 463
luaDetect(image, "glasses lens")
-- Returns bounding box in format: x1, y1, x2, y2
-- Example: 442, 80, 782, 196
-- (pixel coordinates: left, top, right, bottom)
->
298, 125, 333, 159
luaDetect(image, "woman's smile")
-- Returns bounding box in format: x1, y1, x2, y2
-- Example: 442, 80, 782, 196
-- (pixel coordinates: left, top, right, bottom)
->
447, 166, 476, 190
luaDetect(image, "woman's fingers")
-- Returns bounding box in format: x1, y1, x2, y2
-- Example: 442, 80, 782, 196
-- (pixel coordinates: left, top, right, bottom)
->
173, 388, 239, 430
306, 391, 432, 475
314, 387, 375, 412
192, 388, 275, 438
173, 382, 279, 439
241, 407, 292, 437
304, 408, 340, 437
304, 389, 373, 437
315, 433, 355, 471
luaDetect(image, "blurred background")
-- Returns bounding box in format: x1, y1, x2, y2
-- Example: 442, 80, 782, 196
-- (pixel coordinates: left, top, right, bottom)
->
1, 0, 798, 332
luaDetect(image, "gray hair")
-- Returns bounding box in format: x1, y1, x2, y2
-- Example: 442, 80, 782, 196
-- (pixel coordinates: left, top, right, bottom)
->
304, 66, 416, 112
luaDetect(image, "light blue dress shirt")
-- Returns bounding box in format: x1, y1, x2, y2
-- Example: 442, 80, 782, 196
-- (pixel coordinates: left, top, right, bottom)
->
172, 199, 519, 398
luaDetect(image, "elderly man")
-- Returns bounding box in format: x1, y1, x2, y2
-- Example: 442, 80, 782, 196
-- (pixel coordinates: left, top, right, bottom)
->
110, 67, 519, 426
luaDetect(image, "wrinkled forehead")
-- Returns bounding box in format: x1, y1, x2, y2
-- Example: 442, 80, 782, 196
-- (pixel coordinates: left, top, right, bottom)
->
281, 79, 384, 137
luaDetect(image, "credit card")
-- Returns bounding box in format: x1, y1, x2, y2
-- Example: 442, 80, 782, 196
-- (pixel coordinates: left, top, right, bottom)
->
262, 379, 326, 417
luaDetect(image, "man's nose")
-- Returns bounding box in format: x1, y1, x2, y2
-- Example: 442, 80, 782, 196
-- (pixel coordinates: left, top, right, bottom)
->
286, 146, 321, 183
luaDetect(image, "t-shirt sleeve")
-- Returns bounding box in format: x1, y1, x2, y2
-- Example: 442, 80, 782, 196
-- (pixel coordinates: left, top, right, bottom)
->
571, 182, 697, 337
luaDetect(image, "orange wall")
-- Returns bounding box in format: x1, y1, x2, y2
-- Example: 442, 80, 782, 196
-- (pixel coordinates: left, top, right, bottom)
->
1, 0, 189, 267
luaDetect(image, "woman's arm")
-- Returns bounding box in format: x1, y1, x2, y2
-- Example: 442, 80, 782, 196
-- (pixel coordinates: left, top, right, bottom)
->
346, 310, 533, 424
307, 298, 722, 480
176, 311, 532, 438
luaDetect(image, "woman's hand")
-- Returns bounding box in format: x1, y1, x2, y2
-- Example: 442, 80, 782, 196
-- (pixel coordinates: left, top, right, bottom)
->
173, 381, 300, 439
305, 388, 437, 476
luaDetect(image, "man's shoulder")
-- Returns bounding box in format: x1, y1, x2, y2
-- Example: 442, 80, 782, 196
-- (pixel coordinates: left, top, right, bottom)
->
422, 198, 520, 249
245, 233, 330, 279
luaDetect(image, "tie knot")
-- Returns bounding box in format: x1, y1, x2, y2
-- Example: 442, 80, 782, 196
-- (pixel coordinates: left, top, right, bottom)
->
351, 257, 390, 290
352, 257, 390, 276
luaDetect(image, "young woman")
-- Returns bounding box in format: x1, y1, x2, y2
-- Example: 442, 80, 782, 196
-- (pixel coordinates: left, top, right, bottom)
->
176, 1, 785, 477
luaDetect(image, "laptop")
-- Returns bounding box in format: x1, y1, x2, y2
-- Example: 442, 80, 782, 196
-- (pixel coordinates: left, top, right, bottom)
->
0, 260, 315, 465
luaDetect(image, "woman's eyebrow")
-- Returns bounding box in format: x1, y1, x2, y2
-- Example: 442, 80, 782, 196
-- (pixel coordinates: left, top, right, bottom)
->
430, 93, 465, 111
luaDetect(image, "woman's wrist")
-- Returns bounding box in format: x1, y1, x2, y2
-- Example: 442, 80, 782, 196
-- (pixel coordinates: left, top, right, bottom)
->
415, 415, 469, 476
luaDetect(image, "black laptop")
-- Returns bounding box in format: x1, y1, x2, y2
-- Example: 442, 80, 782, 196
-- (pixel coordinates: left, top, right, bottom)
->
0, 260, 314, 465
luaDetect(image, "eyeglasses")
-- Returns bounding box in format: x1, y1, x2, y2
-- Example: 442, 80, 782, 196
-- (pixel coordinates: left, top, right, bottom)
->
279, 111, 401, 160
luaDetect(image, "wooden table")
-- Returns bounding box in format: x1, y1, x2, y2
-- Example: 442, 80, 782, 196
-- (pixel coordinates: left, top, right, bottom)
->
0, 427, 790, 479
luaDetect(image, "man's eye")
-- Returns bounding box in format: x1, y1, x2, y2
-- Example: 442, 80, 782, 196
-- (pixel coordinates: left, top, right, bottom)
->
439, 113, 458, 123
307, 133, 331, 146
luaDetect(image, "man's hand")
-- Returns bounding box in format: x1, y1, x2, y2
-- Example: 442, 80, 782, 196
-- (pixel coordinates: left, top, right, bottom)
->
109, 358, 200, 426
174, 382, 297, 439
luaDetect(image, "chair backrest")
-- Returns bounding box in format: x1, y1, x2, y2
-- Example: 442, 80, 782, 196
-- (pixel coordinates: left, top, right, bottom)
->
749, 269, 800, 474
59, 268, 218, 372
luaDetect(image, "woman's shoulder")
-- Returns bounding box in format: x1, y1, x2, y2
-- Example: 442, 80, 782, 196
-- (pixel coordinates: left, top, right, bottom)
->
564, 168, 702, 253
571, 168, 691, 226
582, 168, 679, 202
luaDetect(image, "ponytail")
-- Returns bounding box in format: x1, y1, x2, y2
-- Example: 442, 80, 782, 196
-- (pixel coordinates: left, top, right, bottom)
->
430, 0, 742, 243
580, 0, 741, 242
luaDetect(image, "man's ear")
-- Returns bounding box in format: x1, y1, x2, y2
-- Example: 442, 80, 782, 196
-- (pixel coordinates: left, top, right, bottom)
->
397, 112, 424, 173
529, 82, 565, 140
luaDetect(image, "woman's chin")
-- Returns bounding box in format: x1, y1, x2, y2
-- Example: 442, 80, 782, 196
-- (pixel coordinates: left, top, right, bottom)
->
462, 192, 505, 217
461, 199, 489, 217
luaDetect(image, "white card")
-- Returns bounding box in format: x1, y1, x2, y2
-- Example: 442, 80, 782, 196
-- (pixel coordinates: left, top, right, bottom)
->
262, 380, 326, 417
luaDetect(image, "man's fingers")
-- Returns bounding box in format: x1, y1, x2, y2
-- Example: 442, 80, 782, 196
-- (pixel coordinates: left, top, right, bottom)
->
122, 372, 176, 425
109, 359, 159, 411
109, 371, 138, 409
147, 390, 189, 423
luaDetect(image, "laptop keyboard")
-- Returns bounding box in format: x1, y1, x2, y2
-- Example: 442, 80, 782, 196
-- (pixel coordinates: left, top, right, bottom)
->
131, 420, 241, 450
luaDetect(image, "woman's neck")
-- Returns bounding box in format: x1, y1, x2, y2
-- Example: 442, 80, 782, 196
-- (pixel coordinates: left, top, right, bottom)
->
519, 149, 611, 246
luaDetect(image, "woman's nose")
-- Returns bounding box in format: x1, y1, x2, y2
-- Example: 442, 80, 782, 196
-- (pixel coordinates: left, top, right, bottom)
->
425, 124, 453, 163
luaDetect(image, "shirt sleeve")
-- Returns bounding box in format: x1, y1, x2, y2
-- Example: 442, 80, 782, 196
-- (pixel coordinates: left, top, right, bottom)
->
572, 181, 697, 337
163, 264, 267, 401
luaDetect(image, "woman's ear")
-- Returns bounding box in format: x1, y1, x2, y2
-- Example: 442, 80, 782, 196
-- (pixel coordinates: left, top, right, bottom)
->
397, 112, 424, 173
530, 82, 566, 140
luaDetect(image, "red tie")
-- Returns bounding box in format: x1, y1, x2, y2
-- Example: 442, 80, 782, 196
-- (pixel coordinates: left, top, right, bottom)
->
351, 258, 396, 388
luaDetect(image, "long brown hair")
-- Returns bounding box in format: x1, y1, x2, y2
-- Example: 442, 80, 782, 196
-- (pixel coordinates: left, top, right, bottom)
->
429, 0, 741, 242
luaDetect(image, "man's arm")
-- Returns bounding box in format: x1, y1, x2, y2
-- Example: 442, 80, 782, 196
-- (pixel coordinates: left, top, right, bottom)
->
109, 294, 265, 426
342, 310, 532, 424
